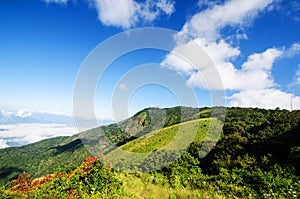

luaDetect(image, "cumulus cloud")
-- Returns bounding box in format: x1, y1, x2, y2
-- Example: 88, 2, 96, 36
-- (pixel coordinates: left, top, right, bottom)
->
92, 0, 137, 28
156, 0, 175, 15
236, 48, 282, 90
284, 43, 300, 58
178, 0, 274, 42
163, 0, 277, 89
163, 39, 282, 91
229, 89, 300, 110
161, 0, 300, 109
91, 0, 175, 28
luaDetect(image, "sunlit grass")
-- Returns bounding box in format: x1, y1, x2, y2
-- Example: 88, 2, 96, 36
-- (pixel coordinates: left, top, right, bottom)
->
120, 118, 222, 153
117, 172, 226, 199
107, 118, 223, 171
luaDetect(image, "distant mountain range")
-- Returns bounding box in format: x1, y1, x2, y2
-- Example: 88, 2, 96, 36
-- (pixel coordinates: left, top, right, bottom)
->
0, 109, 74, 125
0, 109, 114, 126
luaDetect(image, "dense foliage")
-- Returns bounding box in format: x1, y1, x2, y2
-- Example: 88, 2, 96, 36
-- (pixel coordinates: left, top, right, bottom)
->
160, 107, 300, 198
0, 137, 91, 186
0, 156, 123, 198
0, 107, 299, 198
0, 107, 202, 185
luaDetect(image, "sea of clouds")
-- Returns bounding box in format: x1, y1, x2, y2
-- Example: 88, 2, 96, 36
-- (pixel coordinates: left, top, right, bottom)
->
0, 109, 113, 149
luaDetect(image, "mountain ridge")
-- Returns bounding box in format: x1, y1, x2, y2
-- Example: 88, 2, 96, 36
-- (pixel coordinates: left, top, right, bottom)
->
0, 106, 299, 198
0, 106, 209, 185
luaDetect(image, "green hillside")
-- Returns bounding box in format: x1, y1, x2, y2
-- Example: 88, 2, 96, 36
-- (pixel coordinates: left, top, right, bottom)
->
0, 136, 90, 186
1, 107, 299, 198
121, 118, 216, 153
107, 118, 222, 172
0, 106, 203, 185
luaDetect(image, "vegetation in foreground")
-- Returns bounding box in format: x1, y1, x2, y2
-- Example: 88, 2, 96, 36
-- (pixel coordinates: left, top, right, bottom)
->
0, 107, 299, 198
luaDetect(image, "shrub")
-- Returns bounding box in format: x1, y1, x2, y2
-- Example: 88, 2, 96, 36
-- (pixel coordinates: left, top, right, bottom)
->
8, 157, 123, 198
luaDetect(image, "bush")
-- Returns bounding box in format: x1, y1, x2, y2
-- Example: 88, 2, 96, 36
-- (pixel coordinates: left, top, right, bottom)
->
7, 157, 123, 198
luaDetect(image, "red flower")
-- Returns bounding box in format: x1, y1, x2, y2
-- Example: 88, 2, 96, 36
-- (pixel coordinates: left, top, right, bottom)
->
69, 188, 75, 197
85, 156, 97, 163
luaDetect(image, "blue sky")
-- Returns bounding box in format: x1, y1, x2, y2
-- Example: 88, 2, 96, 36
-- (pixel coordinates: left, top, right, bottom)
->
1, 0, 300, 121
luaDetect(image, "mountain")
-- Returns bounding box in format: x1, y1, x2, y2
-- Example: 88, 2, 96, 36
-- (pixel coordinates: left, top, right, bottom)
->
0, 136, 90, 185
0, 107, 299, 198
0, 106, 207, 185
107, 117, 222, 172
0, 110, 75, 125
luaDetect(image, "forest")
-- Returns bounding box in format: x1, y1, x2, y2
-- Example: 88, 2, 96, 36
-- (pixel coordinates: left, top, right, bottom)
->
0, 107, 299, 198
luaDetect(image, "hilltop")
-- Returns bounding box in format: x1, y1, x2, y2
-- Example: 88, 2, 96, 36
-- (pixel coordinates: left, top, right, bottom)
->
0, 107, 299, 198
0, 106, 207, 185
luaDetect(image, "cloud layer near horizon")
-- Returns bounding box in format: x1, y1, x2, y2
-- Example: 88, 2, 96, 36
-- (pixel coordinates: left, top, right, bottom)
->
0, 123, 77, 149
0, 109, 115, 148
0, 109, 77, 148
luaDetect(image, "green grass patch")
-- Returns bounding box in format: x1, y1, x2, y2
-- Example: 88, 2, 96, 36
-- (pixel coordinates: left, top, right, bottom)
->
120, 118, 221, 153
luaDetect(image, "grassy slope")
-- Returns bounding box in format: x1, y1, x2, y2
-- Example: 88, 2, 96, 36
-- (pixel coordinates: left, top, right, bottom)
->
118, 172, 225, 199
0, 106, 206, 185
121, 118, 220, 153
107, 118, 222, 171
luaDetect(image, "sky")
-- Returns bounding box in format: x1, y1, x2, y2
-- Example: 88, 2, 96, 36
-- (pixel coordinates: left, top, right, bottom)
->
0, 0, 300, 147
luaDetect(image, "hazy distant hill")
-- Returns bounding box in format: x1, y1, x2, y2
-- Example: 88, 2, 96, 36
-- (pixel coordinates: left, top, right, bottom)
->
0, 110, 75, 125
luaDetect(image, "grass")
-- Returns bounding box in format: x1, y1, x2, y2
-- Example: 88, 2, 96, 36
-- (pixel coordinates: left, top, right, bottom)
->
117, 172, 226, 199
106, 118, 223, 171
119, 118, 221, 153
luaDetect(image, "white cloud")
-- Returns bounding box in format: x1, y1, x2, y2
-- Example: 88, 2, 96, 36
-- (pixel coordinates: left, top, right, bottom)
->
179, 0, 274, 42
0, 139, 9, 149
289, 64, 300, 87
229, 89, 300, 110
0, 123, 78, 148
156, 0, 175, 15
44, 0, 68, 4
92, 0, 137, 29
0, 108, 115, 148
163, 40, 282, 90
236, 48, 282, 90
296, 64, 300, 84
285, 43, 300, 58
242, 48, 282, 71
91, 0, 175, 29
161, 0, 300, 109
198, 0, 221, 8
16, 109, 32, 118
163, 0, 277, 90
